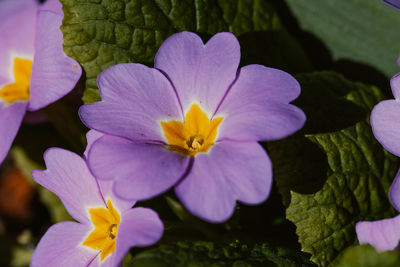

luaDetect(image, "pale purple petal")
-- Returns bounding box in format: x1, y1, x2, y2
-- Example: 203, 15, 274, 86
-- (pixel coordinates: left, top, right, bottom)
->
32, 148, 105, 224
356, 215, 400, 251
28, 11, 82, 111
221, 64, 301, 104
175, 141, 271, 223
0, 0, 37, 85
371, 100, 400, 157
79, 63, 182, 143
31, 221, 97, 267
84, 130, 104, 158
99, 180, 136, 214
155, 31, 240, 115
383, 0, 400, 9
216, 141, 272, 204
390, 73, 400, 99
0, 102, 27, 164
99, 207, 163, 267
84, 130, 136, 212
175, 154, 235, 223
40, 0, 63, 15
216, 65, 305, 142
87, 135, 189, 200
389, 169, 400, 212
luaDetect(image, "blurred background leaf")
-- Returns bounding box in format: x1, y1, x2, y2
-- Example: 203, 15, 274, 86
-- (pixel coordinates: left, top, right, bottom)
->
337, 245, 400, 267
284, 0, 400, 78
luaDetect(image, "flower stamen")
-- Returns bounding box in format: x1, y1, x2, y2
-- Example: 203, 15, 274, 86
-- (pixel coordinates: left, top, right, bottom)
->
108, 224, 117, 239
187, 135, 204, 150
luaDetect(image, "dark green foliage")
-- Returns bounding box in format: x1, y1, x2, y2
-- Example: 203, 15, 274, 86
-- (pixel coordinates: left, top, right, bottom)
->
337, 245, 400, 267
124, 241, 316, 267
269, 72, 398, 266
60, 0, 287, 103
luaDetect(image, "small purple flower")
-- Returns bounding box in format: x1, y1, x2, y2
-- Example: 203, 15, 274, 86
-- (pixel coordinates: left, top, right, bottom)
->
79, 32, 306, 223
383, 0, 400, 9
0, 0, 81, 165
356, 69, 400, 251
30, 132, 163, 266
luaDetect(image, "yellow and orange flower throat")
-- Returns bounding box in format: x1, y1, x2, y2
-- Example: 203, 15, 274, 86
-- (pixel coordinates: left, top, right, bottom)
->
83, 200, 120, 261
161, 104, 223, 156
0, 58, 32, 104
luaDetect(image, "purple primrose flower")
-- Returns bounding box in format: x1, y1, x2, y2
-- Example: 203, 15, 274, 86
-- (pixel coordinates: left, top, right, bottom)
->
30, 131, 163, 266
0, 0, 81, 165
356, 70, 400, 251
79, 32, 306, 223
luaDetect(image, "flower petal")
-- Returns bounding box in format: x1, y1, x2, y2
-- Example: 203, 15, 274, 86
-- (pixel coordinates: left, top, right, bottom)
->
32, 148, 105, 224
389, 169, 400, 212
216, 65, 305, 142
84, 130, 104, 158
98, 207, 163, 266
175, 141, 272, 222
120, 208, 163, 246
155, 31, 240, 115
220, 141, 273, 205
28, 11, 82, 111
84, 130, 136, 213
0, 0, 37, 85
99, 179, 136, 214
39, 0, 63, 15
390, 73, 400, 99
79, 63, 182, 143
371, 100, 400, 157
30, 221, 98, 267
0, 102, 27, 164
356, 215, 400, 251
87, 135, 190, 200
383, 0, 400, 9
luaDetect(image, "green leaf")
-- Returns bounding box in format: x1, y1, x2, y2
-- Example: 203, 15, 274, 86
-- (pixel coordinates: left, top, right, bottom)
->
11, 124, 76, 223
124, 241, 315, 267
60, 0, 312, 103
38, 188, 73, 223
337, 245, 400, 267
284, 0, 400, 77
0, 236, 12, 267
267, 72, 399, 266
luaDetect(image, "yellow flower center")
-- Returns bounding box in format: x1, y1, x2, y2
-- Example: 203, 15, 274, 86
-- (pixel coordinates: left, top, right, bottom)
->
161, 104, 223, 156
0, 58, 32, 104
82, 200, 120, 261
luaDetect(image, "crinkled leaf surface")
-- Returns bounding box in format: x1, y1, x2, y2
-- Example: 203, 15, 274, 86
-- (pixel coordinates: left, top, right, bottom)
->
268, 72, 399, 266
61, 0, 307, 103
285, 0, 400, 77
124, 241, 315, 267
337, 245, 400, 267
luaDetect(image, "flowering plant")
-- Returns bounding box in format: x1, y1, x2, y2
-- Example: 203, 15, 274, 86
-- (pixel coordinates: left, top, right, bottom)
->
0, 0, 81, 165
79, 31, 305, 223
1, 0, 400, 266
